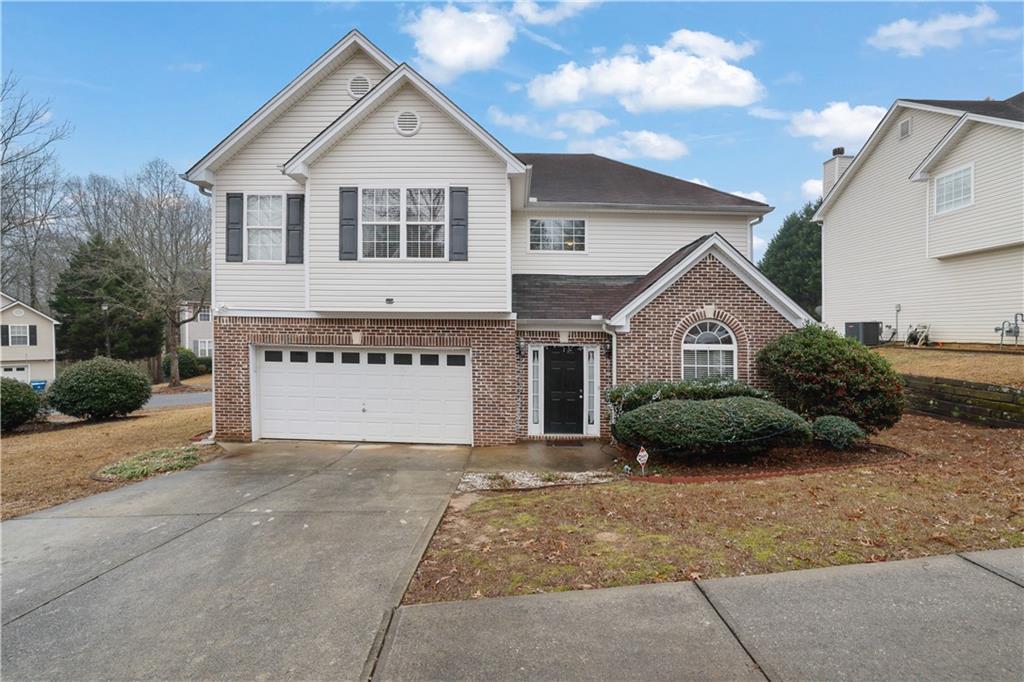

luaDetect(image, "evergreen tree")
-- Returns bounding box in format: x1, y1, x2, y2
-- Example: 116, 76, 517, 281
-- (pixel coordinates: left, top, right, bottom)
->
49, 234, 163, 360
758, 199, 822, 319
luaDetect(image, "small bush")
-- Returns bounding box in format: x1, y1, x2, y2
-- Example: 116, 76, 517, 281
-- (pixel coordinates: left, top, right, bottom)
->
162, 348, 203, 380
607, 376, 771, 418
812, 415, 866, 450
100, 445, 202, 481
756, 325, 904, 432
1, 378, 41, 431
47, 356, 152, 420
196, 356, 213, 374
615, 396, 812, 454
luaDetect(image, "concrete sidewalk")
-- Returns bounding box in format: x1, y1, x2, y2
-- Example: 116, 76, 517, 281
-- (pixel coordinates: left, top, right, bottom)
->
377, 549, 1024, 681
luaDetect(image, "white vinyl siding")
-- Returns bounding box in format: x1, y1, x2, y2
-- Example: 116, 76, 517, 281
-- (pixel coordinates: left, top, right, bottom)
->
305, 85, 509, 312
512, 210, 754, 274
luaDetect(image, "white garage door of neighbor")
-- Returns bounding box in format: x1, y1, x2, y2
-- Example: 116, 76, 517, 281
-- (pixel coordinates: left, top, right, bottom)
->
256, 347, 473, 444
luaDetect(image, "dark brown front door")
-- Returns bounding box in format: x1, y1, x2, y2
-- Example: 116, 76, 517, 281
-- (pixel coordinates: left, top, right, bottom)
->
544, 346, 584, 434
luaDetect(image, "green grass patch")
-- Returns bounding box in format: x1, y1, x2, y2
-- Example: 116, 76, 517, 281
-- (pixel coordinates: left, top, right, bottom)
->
100, 445, 203, 481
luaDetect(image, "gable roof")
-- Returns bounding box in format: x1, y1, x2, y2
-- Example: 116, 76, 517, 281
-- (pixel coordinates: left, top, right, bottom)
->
901, 92, 1024, 123
284, 64, 527, 181
516, 153, 771, 213
184, 30, 397, 187
0, 292, 60, 325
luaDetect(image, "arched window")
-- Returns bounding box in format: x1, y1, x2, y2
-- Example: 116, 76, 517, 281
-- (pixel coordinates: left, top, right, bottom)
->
681, 320, 737, 380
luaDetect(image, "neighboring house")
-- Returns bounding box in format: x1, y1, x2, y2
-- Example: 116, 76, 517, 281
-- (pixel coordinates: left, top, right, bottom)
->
181, 302, 213, 357
814, 92, 1024, 343
184, 30, 809, 446
0, 292, 59, 386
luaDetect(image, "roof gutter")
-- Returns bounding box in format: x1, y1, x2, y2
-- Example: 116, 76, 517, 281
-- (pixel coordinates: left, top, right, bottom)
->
180, 173, 212, 197
523, 201, 773, 215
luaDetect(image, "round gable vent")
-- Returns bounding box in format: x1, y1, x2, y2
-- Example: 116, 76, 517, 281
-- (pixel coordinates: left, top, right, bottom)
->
348, 75, 370, 99
395, 110, 421, 137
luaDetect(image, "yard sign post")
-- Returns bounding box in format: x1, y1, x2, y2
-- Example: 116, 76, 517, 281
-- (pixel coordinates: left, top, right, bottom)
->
637, 447, 649, 477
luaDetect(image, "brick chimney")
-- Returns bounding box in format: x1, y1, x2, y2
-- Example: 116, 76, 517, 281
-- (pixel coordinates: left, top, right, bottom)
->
822, 146, 854, 197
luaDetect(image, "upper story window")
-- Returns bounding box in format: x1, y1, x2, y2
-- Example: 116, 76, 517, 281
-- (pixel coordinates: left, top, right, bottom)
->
245, 194, 284, 262
9, 324, 29, 346
360, 187, 446, 259
197, 307, 211, 322
681, 320, 736, 380
529, 218, 586, 252
934, 165, 973, 215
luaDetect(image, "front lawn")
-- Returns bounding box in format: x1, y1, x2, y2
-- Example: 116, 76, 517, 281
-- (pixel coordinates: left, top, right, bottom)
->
405, 414, 1023, 604
1, 405, 214, 519
152, 374, 213, 393
875, 346, 1024, 388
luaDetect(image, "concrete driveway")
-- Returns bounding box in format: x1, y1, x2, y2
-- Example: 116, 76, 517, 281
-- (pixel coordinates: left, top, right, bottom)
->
1, 441, 469, 680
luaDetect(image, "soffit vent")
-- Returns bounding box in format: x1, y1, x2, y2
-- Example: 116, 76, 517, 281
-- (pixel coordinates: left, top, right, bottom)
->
348, 75, 370, 99
395, 110, 421, 137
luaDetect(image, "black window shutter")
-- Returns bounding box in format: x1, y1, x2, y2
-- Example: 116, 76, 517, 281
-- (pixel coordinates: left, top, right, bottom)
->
286, 194, 304, 264
226, 193, 243, 262
1, 325, 8, 346
28, 325, 37, 346
339, 187, 358, 260
449, 187, 468, 261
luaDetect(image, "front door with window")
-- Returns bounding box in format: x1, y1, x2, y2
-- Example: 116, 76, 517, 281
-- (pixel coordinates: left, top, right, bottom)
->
543, 346, 584, 433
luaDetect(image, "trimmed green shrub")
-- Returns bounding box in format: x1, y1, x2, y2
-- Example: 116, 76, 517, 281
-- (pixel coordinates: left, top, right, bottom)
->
756, 325, 904, 432
812, 415, 866, 450
162, 348, 203, 380
614, 396, 812, 454
196, 356, 213, 374
1, 378, 41, 431
607, 376, 771, 418
47, 356, 152, 420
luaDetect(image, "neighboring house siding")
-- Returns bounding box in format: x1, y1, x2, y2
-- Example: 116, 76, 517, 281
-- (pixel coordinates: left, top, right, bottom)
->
212, 52, 388, 310
305, 85, 510, 312
1, 303, 56, 382
822, 109, 1024, 343
927, 123, 1024, 258
510, 211, 753, 275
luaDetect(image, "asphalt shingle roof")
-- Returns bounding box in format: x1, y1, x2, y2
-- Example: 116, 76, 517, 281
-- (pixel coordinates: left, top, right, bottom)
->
902, 92, 1024, 123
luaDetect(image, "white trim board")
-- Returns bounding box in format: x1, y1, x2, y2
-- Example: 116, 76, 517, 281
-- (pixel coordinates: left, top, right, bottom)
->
526, 343, 601, 438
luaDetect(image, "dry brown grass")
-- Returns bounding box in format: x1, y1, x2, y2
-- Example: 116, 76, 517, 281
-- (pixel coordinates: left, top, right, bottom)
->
152, 374, 212, 394
1, 406, 212, 519
875, 347, 1024, 388
405, 415, 1023, 604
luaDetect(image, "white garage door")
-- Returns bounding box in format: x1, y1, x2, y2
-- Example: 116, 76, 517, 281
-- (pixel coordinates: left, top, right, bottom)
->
256, 347, 473, 444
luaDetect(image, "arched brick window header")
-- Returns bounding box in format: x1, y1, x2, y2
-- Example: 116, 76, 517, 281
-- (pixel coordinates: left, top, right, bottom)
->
670, 308, 752, 381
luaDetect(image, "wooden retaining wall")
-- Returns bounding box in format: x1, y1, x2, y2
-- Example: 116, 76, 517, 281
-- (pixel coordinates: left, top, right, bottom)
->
902, 374, 1024, 428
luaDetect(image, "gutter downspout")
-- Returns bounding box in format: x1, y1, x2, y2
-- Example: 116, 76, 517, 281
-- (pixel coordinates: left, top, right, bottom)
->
601, 321, 617, 387
747, 215, 764, 260
179, 173, 213, 197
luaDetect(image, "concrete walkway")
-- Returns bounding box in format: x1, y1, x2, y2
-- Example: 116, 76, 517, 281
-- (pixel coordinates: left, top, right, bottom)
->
377, 549, 1024, 681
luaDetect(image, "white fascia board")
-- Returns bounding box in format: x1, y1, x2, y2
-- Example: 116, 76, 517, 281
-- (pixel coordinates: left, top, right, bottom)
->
184, 30, 396, 185
0, 300, 61, 325
911, 113, 1024, 181
284, 64, 527, 179
607, 234, 811, 328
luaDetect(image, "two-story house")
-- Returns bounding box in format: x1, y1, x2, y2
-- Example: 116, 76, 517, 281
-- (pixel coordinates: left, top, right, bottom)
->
185, 31, 809, 446
1, 292, 59, 386
181, 301, 213, 358
814, 93, 1024, 344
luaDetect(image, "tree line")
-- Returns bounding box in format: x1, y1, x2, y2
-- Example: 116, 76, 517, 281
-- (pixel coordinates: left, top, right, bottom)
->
1, 73, 209, 385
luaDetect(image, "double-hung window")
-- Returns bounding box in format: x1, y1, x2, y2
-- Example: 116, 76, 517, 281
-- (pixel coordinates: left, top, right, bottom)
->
197, 307, 211, 322
360, 188, 446, 259
934, 165, 973, 215
9, 325, 28, 346
245, 194, 285, 261
681, 321, 737, 380
529, 218, 585, 251
196, 339, 213, 357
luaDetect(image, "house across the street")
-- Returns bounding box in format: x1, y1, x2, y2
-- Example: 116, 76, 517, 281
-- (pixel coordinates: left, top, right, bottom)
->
0, 292, 59, 388
181, 301, 213, 358
814, 92, 1024, 344
184, 30, 810, 446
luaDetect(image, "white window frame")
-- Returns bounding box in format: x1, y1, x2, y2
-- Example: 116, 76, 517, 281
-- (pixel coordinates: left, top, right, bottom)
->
9, 324, 29, 346
242, 193, 287, 263
526, 343, 600, 437
196, 339, 213, 357
528, 218, 588, 254
680, 320, 738, 381
357, 186, 449, 261
933, 163, 974, 216
197, 307, 211, 322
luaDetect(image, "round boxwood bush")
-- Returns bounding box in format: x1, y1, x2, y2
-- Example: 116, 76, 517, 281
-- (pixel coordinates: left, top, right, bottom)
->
1, 377, 41, 431
196, 355, 213, 374
47, 356, 152, 420
614, 396, 812, 454
607, 376, 771, 418
756, 325, 904, 432
161, 348, 203, 380
812, 415, 866, 450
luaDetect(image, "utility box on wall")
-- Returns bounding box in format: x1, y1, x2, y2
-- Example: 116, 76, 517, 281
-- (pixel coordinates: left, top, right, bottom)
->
845, 321, 882, 346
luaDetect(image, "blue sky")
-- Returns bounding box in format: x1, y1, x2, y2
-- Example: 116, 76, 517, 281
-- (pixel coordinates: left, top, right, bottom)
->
4, 1, 1022, 259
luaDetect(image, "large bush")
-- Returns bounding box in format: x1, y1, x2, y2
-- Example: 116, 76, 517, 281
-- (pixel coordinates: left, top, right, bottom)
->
615, 396, 812, 454
162, 348, 204, 380
812, 415, 866, 450
1, 378, 41, 431
47, 356, 152, 420
607, 376, 771, 418
756, 325, 904, 432
196, 355, 213, 374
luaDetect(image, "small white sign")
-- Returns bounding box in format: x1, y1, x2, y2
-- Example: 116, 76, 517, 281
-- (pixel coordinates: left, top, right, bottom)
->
636, 447, 649, 466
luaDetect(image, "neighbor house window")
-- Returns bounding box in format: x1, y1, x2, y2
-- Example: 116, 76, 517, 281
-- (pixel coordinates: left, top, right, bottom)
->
934, 165, 973, 214
245, 194, 284, 261
197, 307, 211, 322
9, 325, 28, 346
529, 219, 585, 251
681, 320, 737, 380
360, 187, 446, 259
405, 188, 445, 258
196, 339, 213, 357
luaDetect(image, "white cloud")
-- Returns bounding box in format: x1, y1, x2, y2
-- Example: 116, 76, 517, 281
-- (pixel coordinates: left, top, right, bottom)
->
527, 28, 764, 112
867, 5, 1002, 57
787, 101, 887, 150
730, 190, 768, 204
513, 0, 596, 26
748, 106, 788, 121
488, 106, 567, 140
168, 62, 206, 73
403, 5, 517, 82
688, 177, 711, 187
505, 82, 523, 93
555, 109, 614, 134
774, 70, 803, 85
569, 130, 689, 160
801, 178, 823, 200
520, 27, 570, 54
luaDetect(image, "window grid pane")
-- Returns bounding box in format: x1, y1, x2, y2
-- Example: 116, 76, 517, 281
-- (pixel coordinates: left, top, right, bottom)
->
362, 189, 402, 258
247, 228, 283, 261
935, 168, 972, 213
682, 321, 736, 380
406, 188, 445, 258
9, 325, 28, 346
586, 350, 595, 426
529, 219, 585, 252
531, 349, 540, 425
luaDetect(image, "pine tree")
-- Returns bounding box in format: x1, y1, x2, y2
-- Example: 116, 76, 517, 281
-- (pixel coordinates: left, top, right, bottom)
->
758, 200, 822, 319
